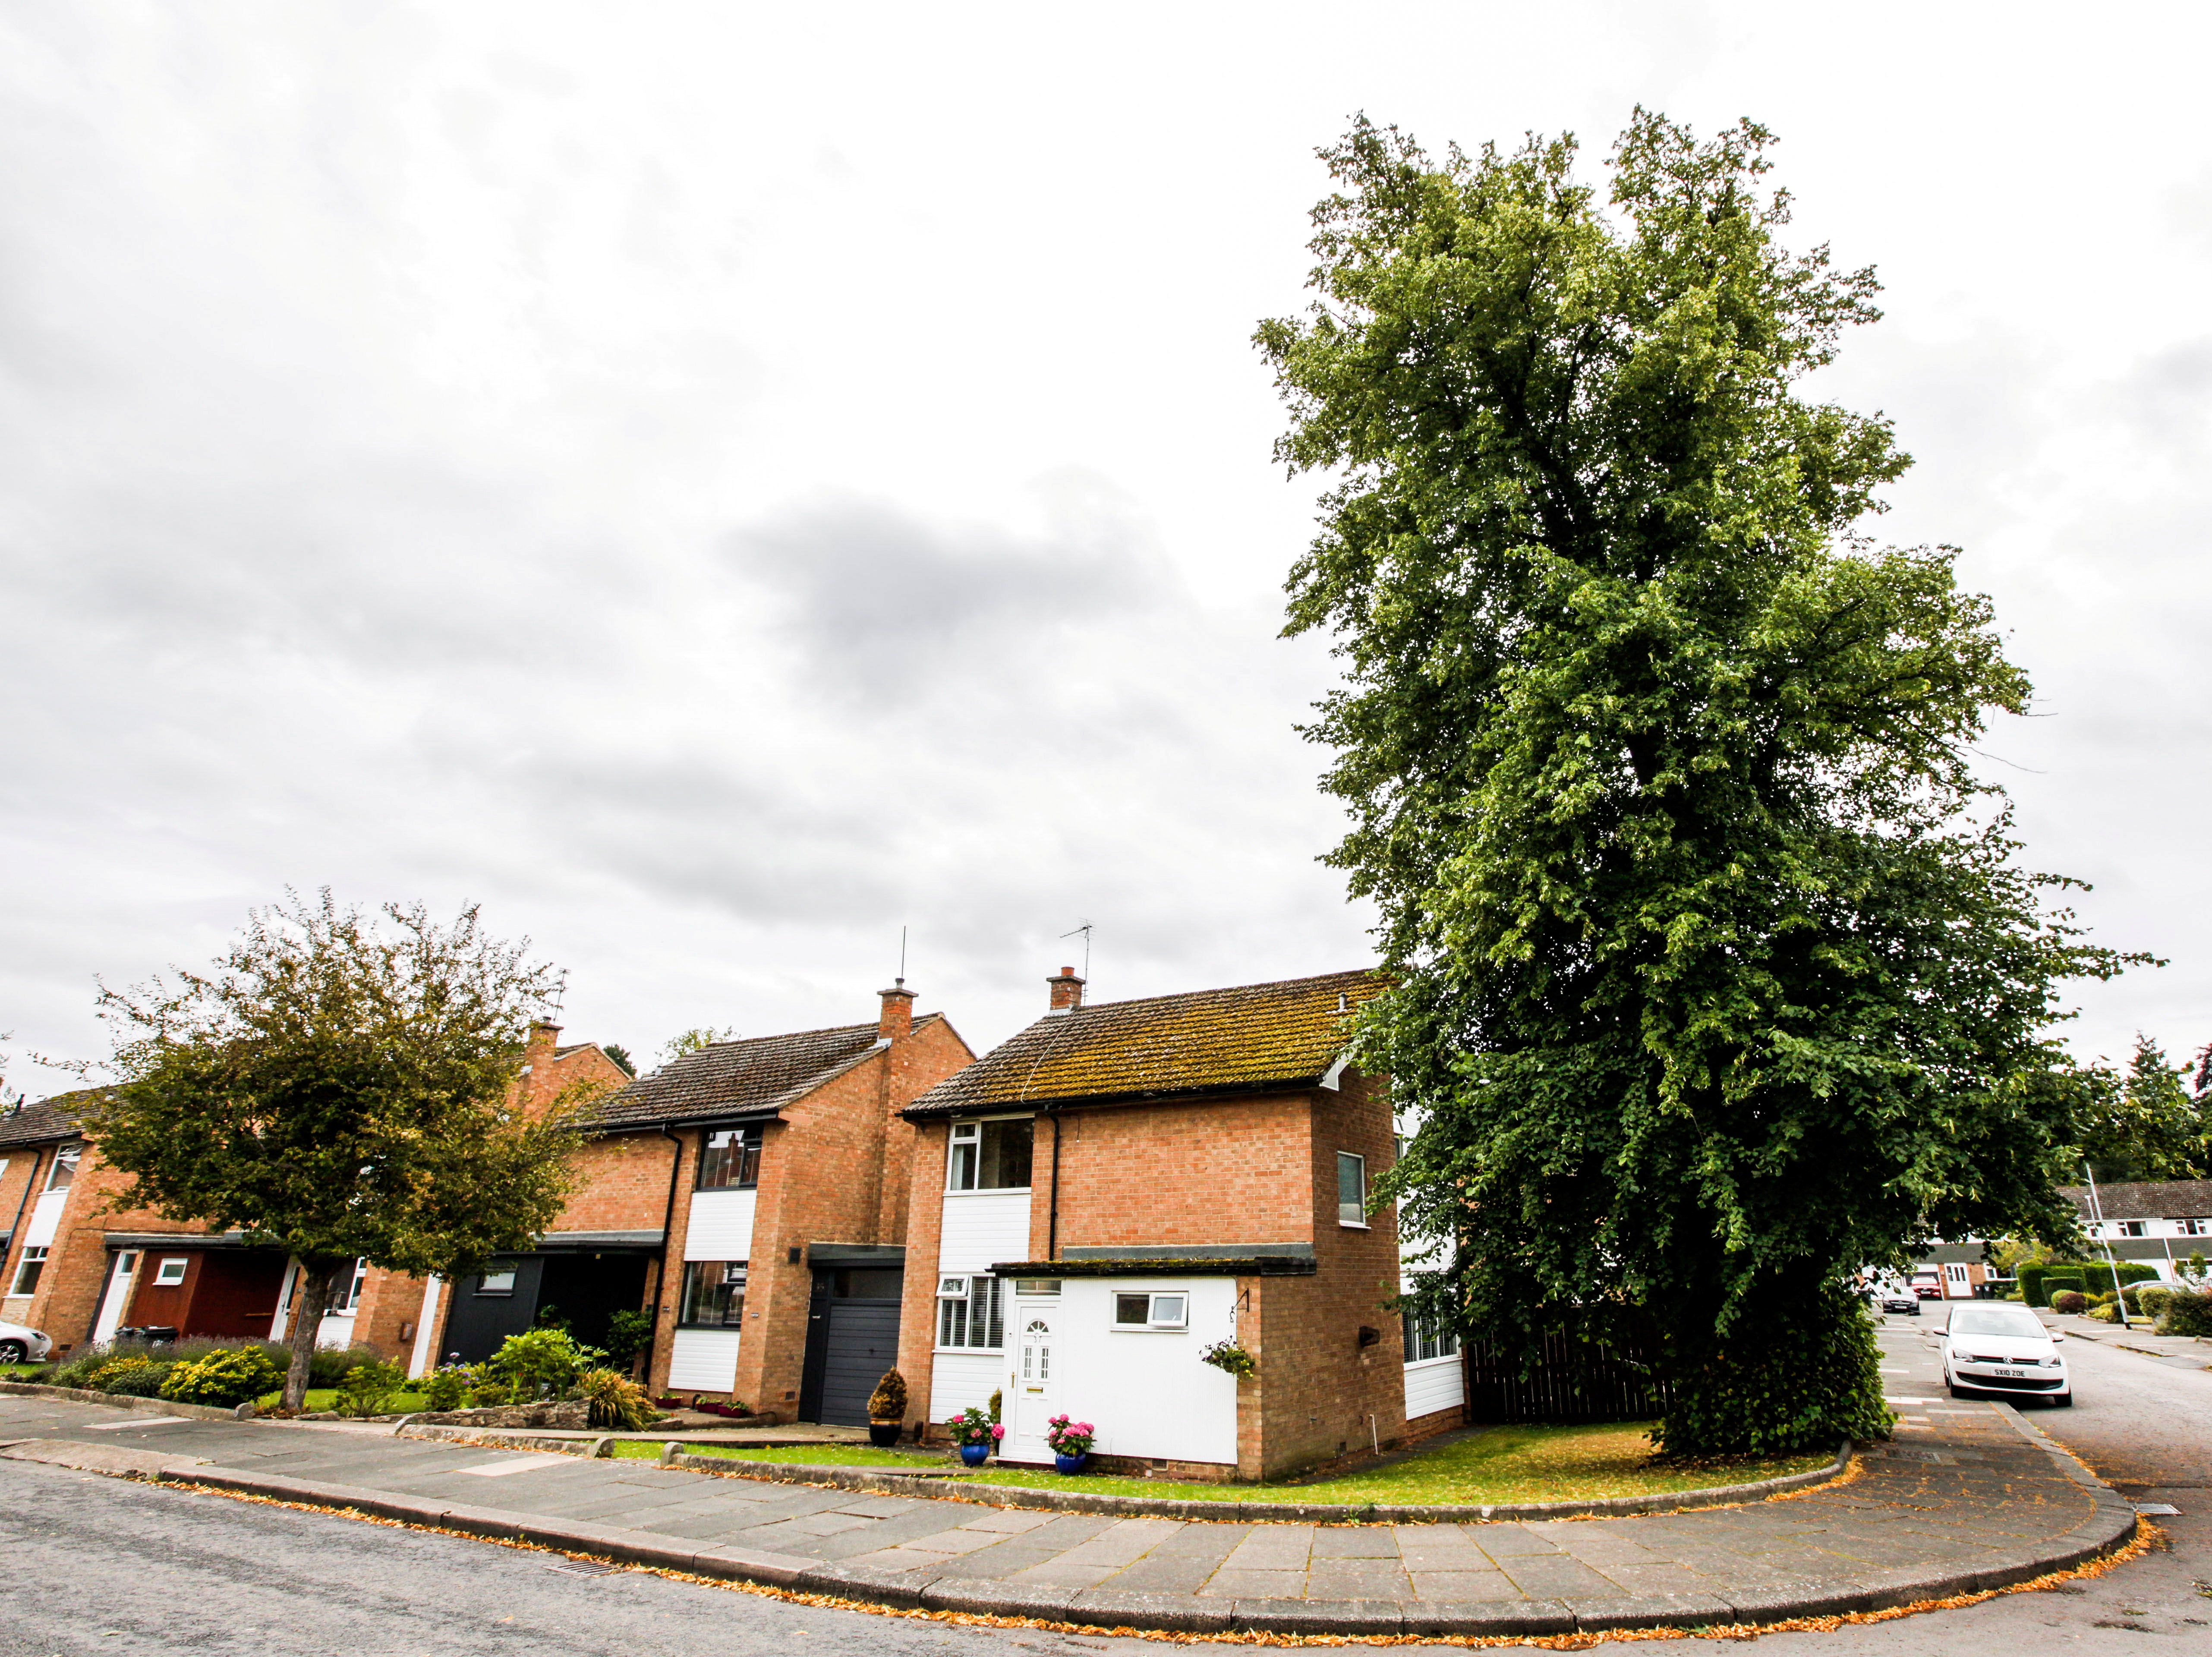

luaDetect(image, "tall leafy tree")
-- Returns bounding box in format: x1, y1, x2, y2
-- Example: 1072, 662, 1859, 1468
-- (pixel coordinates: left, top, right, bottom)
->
2070, 1036, 2206, 1181
84, 892, 592, 1410
1258, 112, 2134, 1453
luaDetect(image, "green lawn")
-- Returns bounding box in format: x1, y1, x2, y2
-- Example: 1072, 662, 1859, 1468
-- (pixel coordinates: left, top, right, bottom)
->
612, 1421, 1831, 1506
252, 1388, 429, 1416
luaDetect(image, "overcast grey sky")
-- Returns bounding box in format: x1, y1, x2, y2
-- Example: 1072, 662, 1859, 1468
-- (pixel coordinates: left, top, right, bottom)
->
4, 2, 2209, 1092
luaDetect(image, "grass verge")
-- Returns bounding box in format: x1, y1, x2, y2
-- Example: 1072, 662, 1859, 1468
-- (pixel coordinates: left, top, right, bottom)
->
611, 1421, 1831, 1504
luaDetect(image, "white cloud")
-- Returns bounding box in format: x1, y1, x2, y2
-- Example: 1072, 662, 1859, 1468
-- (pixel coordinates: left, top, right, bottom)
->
3, 0, 2210, 1088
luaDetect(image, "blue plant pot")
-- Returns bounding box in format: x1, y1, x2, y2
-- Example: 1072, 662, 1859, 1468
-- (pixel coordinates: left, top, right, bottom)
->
1055, 1452, 1088, 1476
959, 1442, 990, 1466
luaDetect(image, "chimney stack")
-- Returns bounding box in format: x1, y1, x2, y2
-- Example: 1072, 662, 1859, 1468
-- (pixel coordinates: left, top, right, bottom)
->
526, 1020, 561, 1065
1047, 966, 1086, 1014
879, 979, 915, 1042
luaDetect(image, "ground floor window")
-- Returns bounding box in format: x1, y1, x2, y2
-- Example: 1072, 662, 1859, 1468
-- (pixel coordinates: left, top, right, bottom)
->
153, 1256, 189, 1287
680, 1260, 747, 1328
327, 1259, 367, 1311
1112, 1291, 1188, 1329
937, 1273, 1004, 1348
9, 1247, 47, 1297
1402, 1309, 1459, 1362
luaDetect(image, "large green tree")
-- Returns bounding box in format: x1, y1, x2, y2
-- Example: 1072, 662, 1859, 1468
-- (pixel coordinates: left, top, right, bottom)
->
2069, 1035, 2207, 1182
85, 892, 591, 1410
1258, 112, 2133, 1453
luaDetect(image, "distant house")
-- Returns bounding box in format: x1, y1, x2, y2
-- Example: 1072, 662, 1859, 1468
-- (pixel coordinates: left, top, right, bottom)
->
0, 1024, 634, 1363
402, 986, 974, 1420
2059, 1179, 2212, 1280
894, 965, 1460, 1483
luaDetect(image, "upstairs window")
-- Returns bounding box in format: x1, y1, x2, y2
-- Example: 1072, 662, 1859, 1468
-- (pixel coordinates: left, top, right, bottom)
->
153, 1257, 189, 1288
1337, 1152, 1368, 1227
698, 1127, 763, 1191
948, 1119, 1033, 1191
44, 1146, 80, 1194
937, 1274, 1005, 1349
680, 1260, 747, 1328
2119, 1220, 2147, 1238
2183, 1218, 2210, 1236
475, 1268, 517, 1296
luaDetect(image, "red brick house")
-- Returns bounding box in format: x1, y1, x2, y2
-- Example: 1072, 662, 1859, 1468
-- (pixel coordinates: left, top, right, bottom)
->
407, 984, 974, 1418
893, 966, 1461, 1481
0, 1024, 630, 1364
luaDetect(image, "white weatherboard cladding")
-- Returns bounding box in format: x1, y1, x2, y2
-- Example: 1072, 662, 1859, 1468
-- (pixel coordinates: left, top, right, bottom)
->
1000, 1278, 1238, 1468
23, 1190, 66, 1250
684, 1189, 757, 1262
937, 1191, 1030, 1273
927, 1349, 1006, 1423
668, 1329, 744, 1390
408, 1277, 444, 1377
1405, 1355, 1465, 1421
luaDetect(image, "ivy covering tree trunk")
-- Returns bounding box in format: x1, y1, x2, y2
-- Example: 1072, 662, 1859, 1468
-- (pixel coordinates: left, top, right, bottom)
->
82, 892, 595, 1413
1258, 113, 2133, 1454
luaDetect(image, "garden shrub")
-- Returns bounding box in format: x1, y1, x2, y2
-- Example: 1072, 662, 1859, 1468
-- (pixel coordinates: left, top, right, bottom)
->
579, 1367, 656, 1430
335, 1358, 407, 1417
2138, 1285, 2177, 1320
91, 1358, 172, 1397
866, 1369, 908, 1422
419, 1366, 470, 1411
2041, 1277, 2084, 1301
488, 1327, 599, 1399
2156, 1291, 2212, 1338
2088, 1301, 2120, 1322
2018, 1263, 2051, 1307
603, 1309, 654, 1369
161, 1346, 283, 1407
2050, 1290, 2087, 1315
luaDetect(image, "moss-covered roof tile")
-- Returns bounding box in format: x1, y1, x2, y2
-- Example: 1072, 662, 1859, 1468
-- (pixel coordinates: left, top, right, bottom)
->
905, 969, 1381, 1116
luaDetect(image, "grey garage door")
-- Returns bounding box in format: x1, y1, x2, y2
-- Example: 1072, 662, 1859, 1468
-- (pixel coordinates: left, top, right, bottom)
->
801, 1297, 903, 1425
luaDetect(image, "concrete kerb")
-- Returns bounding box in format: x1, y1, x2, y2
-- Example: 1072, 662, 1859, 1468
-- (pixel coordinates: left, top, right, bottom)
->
395, 1422, 615, 1458
648, 1438, 1854, 1524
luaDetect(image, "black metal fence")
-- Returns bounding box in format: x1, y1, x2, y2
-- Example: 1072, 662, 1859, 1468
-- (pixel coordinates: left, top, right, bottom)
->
1462, 1331, 1670, 1424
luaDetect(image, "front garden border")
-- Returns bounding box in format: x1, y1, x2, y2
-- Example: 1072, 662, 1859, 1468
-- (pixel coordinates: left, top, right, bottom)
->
643, 1436, 1853, 1522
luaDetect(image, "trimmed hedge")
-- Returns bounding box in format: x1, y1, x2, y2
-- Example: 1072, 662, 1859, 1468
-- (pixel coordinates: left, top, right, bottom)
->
2157, 1292, 2212, 1338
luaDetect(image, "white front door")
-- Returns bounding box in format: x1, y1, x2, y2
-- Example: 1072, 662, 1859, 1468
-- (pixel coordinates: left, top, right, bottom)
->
1010, 1312, 1057, 1460
91, 1251, 139, 1344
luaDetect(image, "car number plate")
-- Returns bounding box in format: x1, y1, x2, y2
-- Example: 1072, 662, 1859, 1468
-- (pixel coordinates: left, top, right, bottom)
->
1993, 1367, 2024, 1377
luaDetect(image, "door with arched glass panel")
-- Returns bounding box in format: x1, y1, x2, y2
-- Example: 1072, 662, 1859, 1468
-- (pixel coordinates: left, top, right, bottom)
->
1010, 1312, 1057, 1459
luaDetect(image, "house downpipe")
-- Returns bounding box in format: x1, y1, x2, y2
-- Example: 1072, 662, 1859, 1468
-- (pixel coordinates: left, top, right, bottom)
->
654, 1121, 687, 1367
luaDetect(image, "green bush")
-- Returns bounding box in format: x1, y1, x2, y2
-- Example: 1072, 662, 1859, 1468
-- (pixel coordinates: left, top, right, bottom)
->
2156, 1291, 2212, 1338
418, 1366, 470, 1411
2077, 1261, 2159, 1295
2139, 1285, 2178, 1319
161, 1346, 284, 1407
335, 1358, 407, 1418
487, 1327, 601, 1399
2050, 1290, 2087, 1315
2088, 1301, 2120, 1323
91, 1358, 173, 1397
603, 1310, 654, 1368
2018, 1263, 2051, 1307
2041, 1276, 2085, 1301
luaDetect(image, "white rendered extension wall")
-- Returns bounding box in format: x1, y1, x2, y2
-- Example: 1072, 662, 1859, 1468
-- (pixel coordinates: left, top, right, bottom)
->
668, 1188, 755, 1391
998, 1277, 1238, 1468
1399, 1164, 1466, 1424
927, 1189, 1030, 1421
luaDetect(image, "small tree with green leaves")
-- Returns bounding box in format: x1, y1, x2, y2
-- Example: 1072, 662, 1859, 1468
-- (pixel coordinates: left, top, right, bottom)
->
1258, 112, 2136, 1454
82, 892, 595, 1412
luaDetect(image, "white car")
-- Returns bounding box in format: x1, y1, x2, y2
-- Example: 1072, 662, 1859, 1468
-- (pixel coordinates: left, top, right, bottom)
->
0, 1319, 54, 1365
1940, 1303, 2070, 1406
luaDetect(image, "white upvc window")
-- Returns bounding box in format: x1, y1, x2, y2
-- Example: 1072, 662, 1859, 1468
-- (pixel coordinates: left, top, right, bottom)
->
936, 1274, 1005, 1349
2182, 1218, 2210, 1237
44, 1146, 79, 1193
1337, 1152, 1368, 1227
9, 1247, 48, 1296
946, 1118, 1034, 1191
1112, 1291, 1188, 1330
153, 1257, 189, 1287
1402, 1308, 1459, 1362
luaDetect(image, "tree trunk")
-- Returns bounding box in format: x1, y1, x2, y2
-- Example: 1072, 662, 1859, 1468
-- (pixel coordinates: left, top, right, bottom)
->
282, 1260, 336, 1413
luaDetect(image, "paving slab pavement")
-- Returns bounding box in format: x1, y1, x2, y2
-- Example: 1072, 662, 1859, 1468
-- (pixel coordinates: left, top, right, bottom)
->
0, 1358, 2141, 1637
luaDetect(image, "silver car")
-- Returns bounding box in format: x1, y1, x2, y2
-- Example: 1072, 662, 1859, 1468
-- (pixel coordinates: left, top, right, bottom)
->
0, 1319, 53, 1365
1941, 1303, 2070, 1406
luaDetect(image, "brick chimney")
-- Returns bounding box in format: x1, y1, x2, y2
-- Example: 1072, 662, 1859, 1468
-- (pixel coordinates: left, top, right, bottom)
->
878, 979, 915, 1042
524, 1020, 561, 1070
1047, 966, 1085, 1014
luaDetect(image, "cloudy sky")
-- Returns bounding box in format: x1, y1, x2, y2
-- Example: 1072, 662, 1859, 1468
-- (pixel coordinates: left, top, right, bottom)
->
4, 2, 2209, 1091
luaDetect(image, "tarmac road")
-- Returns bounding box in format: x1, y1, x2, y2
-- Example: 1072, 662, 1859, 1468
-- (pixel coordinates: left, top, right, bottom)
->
1, 1313, 2205, 1656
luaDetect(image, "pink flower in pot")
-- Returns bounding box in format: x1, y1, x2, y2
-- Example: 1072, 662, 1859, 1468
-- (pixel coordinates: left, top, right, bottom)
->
991, 1424, 1005, 1440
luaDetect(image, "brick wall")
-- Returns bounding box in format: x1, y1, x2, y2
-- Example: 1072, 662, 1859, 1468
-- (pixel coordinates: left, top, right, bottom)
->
892, 1118, 950, 1430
